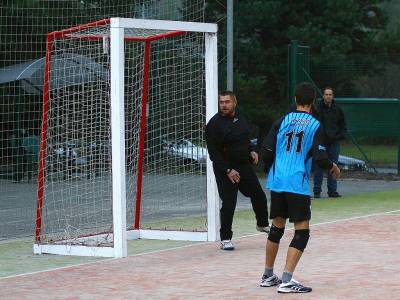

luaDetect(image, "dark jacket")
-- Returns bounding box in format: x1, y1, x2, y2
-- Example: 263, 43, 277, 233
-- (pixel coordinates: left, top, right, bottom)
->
205, 111, 255, 172
316, 99, 347, 144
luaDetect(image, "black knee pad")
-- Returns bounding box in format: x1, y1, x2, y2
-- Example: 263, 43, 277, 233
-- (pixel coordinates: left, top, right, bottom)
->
289, 229, 310, 251
267, 225, 285, 243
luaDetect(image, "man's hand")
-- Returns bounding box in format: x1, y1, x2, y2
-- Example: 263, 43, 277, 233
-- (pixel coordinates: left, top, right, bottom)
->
250, 151, 259, 165
227, 169, 240, 184
329, 163, 341, 179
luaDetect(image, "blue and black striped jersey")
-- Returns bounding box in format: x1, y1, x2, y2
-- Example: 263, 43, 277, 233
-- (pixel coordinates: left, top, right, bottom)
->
263, 111, 329, 196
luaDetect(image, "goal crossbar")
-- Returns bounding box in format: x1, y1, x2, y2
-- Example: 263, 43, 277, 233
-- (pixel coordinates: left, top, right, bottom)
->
48, 18, 217, 41
111, 18, 218, 33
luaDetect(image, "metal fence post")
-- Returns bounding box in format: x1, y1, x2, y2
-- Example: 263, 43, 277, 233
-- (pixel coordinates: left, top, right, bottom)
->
288, 40, 298, 103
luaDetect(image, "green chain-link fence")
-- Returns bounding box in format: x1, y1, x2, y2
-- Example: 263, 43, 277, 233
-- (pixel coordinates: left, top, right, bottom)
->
288, 41, 400, 174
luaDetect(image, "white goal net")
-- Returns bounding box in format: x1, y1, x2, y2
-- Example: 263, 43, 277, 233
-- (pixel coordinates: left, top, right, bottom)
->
34, 18, 218, 257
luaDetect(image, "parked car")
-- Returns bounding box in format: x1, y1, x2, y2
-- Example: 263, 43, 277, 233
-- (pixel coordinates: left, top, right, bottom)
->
162, 139, 207, 167
53, 140, 88, 167
50, 139, 111, 178
337, 155, 366, 171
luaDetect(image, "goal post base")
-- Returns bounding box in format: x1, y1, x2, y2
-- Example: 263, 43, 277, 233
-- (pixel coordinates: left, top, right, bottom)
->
33, 243, 116, 257
34, 229, 217, 257
127, 229, 209, 242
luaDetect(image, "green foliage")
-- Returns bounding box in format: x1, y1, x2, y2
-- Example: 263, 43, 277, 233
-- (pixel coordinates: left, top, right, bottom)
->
206, 0, 396, 130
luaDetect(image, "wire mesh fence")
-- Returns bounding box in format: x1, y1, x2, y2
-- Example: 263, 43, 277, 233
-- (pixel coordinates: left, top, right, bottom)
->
0, 0, 205, 241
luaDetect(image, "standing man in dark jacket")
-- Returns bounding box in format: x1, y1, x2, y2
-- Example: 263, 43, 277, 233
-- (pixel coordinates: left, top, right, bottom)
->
206, 91, 269, 250
313, 87, 347, 198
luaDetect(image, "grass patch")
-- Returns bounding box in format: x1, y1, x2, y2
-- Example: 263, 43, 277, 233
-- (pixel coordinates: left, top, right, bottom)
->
341, 143, 398, 165
0, 239, 105, 278
0, 238, 198, 278
310, 188, 400, 224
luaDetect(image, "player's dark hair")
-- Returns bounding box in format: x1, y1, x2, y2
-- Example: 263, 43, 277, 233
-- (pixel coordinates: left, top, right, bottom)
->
219, 90, 237, 102
295, 82, 316, 106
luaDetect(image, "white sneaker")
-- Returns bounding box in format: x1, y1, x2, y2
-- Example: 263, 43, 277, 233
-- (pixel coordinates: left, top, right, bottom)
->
277, 279, 312, 293
260, 274, 281, 287
220, 240, 234, 250
256, 225, 270, 233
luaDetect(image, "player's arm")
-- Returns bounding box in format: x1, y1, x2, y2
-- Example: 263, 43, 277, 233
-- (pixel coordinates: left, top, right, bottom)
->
244, 115, 259, 165
261, 118, 282, 173
205, 119, 230, 173
312, 126, 340, 178
249, 142, 259, 165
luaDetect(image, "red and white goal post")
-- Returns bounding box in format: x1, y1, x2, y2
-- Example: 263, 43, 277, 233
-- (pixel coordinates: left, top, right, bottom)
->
34, 18, 219, 258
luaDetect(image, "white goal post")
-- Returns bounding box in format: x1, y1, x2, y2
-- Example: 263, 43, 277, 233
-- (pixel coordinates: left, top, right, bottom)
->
34, 18, 219, 258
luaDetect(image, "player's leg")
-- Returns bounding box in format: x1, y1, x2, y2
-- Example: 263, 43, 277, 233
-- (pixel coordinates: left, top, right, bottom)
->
327, 142, 340, 197
313, 164, 323, 198
278, 193, 312, 293
283, 220, 309, 273
260, 192, 286, 287
237, 164, 269, 231
213, 167, 239, 249
265, 218, 286, 268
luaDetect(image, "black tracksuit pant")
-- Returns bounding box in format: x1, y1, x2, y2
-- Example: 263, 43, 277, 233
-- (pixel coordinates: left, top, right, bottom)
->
213, 163, 269, 240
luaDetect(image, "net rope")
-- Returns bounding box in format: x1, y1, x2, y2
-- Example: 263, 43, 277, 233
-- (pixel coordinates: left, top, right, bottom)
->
0, 0, 205, 242
39, 24, 207, 246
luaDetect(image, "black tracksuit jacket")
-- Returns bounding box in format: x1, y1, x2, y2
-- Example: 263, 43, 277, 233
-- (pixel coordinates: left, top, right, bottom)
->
316, 99, 347, 145
205, 111, 255, 172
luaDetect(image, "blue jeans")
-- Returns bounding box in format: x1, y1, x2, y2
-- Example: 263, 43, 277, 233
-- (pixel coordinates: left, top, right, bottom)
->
313, 142, 340, 194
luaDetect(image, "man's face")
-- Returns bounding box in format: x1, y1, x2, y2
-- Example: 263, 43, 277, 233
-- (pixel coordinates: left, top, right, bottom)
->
219, 95, 236, 116
323, 89, 333, 105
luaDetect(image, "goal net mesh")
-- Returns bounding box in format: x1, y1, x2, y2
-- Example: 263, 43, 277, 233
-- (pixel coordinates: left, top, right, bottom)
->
38, 22, 208, 246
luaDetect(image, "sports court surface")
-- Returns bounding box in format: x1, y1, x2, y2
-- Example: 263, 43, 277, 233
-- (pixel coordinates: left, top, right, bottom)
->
1, 186, 399, 299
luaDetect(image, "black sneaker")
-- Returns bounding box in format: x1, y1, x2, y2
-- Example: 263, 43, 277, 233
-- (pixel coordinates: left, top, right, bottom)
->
313, 192, 321, 199
328, 191, 341, 198
278, 279, 312, 293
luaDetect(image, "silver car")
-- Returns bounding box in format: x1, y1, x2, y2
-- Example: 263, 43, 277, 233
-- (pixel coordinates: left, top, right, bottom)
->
337, 155, 366, 171
163, 139, 207, 167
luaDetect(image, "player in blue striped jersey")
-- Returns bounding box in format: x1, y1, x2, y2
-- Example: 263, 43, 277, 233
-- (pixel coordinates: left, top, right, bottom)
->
259, 82, 340, 293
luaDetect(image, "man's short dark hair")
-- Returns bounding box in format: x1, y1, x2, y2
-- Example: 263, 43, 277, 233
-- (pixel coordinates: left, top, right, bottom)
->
295, 82, 316, 106
219, 90, 236, 101
323, 86, 334, 95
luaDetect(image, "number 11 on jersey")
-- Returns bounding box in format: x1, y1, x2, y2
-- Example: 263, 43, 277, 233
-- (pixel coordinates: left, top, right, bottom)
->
285, 131, 304, 153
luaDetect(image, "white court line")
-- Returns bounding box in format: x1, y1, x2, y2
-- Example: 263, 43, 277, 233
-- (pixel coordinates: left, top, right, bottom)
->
1, 209, 399, 281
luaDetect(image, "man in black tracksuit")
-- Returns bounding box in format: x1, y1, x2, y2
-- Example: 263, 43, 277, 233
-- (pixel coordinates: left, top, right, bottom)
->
206, 91, 269, 250
313, 87, 347, 198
